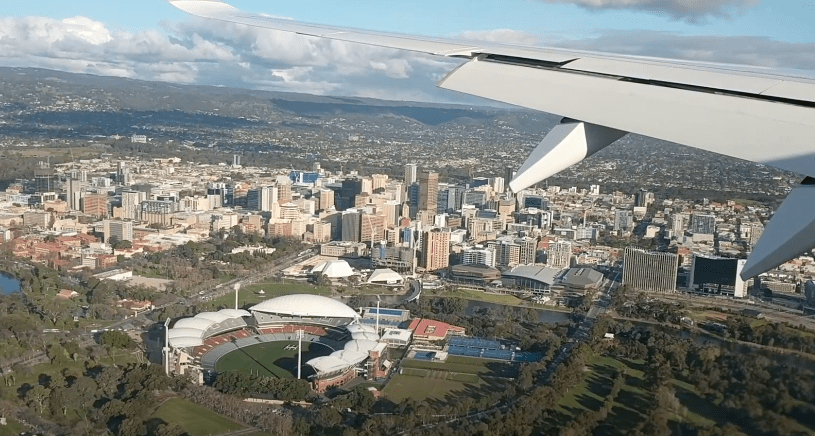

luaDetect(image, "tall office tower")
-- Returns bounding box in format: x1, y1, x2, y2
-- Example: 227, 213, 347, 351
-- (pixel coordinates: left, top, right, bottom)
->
342, 209, 362, 242
614, 209, 633, 231
66, 179, 82, 211
383, 200, 401, 226
360, 213, 386, 244
407, 182, 420, 219
246, 189, 261, 211
416, 210, 435, 227
688, 255, 748, 297
319, 189, 335, 211
623, 247, 679, 293
340, 178, 363, 210
34, 161, 55, 192
361, 178, 373, 195
261, 186, 278, 212
418, 171, 439, 213
671, 214, 686, 236
504, 166, 515, 190
421, 229, 451, 271
404, 163, 418, 185
492, 177, 505, 194
690, 213, 716, 235
634, 189, 654, 208
104, 220, 133, 243
548, 241, 572, 269
517, 237, 537, 265
277, 182, 293, 204
121, 191, 141, 221
463, 190, 487, 209
371, 174, 388, 193
82, 193, 109, 218
139, 200, 177, 226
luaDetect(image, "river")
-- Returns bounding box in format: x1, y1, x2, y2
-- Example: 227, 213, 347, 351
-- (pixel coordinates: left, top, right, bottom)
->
0, 271, 21, 295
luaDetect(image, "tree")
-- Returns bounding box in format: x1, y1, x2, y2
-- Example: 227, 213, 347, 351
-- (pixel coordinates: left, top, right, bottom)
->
25, 384, 50, 414
100, 330, 133, 349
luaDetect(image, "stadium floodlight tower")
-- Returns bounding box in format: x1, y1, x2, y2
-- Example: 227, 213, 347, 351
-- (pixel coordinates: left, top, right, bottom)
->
163, 318, 171, 376
297, 329, 303, 379
233, 283, 240, 310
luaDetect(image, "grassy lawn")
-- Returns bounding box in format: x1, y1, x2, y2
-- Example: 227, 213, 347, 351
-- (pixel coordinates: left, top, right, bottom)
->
402, 359, 491, 375
153, 398, 245, 436
382, 373, 487, 403
543, 354, 744, 435
0, 418, 29, 436
444, 288, 525, 306
215, 341, 333, 379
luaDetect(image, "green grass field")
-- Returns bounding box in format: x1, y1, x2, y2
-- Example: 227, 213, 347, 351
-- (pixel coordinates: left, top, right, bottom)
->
383, 373, 487, 403
0, 418, 29, 436
153, 398, 245, 436
215, 341, 333, 379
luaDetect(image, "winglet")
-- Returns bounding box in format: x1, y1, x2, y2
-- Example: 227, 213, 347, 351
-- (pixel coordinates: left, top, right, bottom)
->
740, 182, 815, 280
509, 120, 626, 193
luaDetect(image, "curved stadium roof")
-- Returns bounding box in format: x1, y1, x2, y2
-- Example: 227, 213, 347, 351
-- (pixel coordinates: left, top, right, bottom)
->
250, 294, 360, 319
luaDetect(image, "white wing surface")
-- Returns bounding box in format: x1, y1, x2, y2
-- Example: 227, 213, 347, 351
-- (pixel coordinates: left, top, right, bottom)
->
166, 0, 815, 280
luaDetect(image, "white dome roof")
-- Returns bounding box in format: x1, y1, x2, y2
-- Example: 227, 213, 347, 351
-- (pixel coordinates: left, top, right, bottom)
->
330, 349, 368, 366
250, 294, 360, 319
368, 268, 403, 284
195, 312, 231, 323
168, 327, 206, 339
344, 339, 378, 353
351, 331, 380, 341
218, 309, 251, 318
307, 356, 353, 375
173, 318, 214, 331
310, 260, 354, 278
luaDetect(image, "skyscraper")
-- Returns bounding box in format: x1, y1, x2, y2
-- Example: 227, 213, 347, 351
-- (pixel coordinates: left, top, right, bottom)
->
319, 189, 335, 211
82, 193, 109, 218
614, 209, 633, 232
404, 163, 418, 185
104, 220, 133, 243
422, 229, 450, 272
418, 171, 438, 213
121, 191, 141, 221
623, 247, 678, 293
341, 209, 362, 242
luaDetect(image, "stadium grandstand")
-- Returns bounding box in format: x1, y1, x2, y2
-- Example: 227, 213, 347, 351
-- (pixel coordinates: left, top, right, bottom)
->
164, 294, 403, 392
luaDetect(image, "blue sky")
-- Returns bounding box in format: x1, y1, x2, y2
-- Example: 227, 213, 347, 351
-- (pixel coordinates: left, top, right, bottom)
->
1, 0, 813, 102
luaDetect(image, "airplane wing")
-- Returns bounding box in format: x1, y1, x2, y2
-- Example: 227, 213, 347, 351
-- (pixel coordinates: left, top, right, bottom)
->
167, 0, 815, 281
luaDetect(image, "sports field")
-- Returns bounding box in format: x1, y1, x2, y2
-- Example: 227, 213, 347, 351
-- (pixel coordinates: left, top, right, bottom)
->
215, 341, 334, 379
153, 398, 245, 436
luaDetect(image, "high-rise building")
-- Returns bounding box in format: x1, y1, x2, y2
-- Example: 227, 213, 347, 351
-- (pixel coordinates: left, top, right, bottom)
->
82, 193, 109, 218
489, 239, 521, 267
121, 191, 141, 221
277, 182, 293, 204
247, 186, 278, 212
418, 171, 439, 213
66, 179, 82, 211
463, 190, 487, 209
523, 195, 548, 210
690, 213, 716, 235
104, 220, 133, 243
614, 209, 633, 232
634, 189, 654, 208
421, 229, 450, 272
371, 174, 389, 193
34, 161, 55, 192
517, 237, 537, 265
547, 241, 572, 269
342, 210, 362, 242
671, 214, 686, 236
623, 247, 678, 293
360, 213, 386, 244
319, 189, 335, 211
504, 166, 515, 190
139, 200, 177, 226
404, 164, 418, 185
688, 255, 748, 297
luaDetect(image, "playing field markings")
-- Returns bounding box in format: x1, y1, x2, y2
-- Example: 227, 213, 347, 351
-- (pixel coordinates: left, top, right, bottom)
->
234, 343, 282, 379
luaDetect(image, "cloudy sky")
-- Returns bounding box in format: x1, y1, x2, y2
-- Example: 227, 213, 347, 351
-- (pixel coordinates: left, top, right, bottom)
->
1, 0, 814, 104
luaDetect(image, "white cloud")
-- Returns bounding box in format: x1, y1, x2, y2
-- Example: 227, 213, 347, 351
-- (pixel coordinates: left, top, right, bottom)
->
0, 14, 813, 105
535, 0, 761, 22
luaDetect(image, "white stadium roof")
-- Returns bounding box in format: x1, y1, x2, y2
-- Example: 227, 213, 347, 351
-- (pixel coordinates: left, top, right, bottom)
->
344, 339, 379, 353
168, 336, 203, 348
330, 349, 368, 366
368, 268, 403, 284
347, 324, 377, 334
307, 356, 353, 375
167, 308, 250, 348
310, 260, 354, 278
168, 328, 206, 339
250, 294, 360, 319
351, 331, 380, 342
